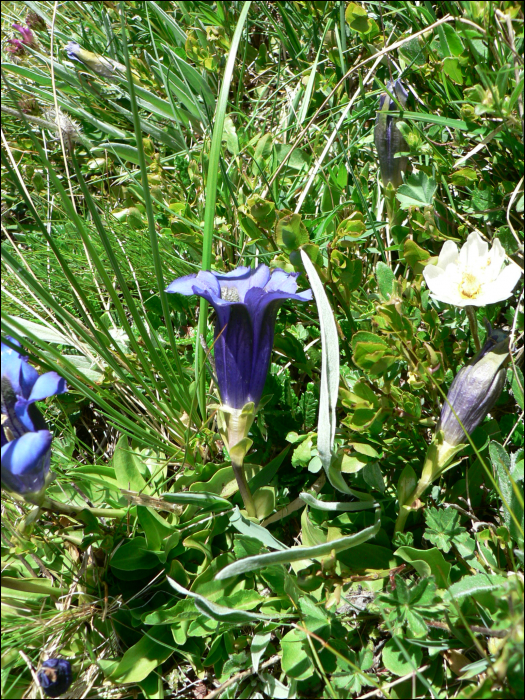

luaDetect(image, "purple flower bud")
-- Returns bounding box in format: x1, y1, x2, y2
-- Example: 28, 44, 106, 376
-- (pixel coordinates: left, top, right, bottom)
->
37, 659, 73, 698
25, 11, 47, 31
438, 327, 509, 446
374, 79, 409, 189
167, 265, 312, 410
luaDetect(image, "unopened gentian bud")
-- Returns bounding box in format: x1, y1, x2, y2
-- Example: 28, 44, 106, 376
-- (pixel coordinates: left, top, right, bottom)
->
374, 79, 409, 189
438, 327, 509, 446
37, 659, 73, 698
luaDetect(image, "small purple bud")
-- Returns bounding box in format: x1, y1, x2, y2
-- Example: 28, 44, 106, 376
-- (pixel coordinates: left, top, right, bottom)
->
37, 659, 73, 698
438, 327, 510, 446
374, 79, 409, 189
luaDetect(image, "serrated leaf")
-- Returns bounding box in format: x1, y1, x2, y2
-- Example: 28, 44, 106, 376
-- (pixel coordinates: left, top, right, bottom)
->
396, 171, 437, 209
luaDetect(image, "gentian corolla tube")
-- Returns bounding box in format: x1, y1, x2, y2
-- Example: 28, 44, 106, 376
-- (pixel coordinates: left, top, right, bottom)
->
167, 265, 312, 410
1, 338, 66, 496
37, 658, 73, 698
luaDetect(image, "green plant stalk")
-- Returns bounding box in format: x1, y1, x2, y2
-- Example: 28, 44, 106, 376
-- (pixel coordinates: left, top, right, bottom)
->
395, 437, 465, 532
466, 305, 481, 352
196, 1, 252, 418
231, 455, 257, 519
216, 402, 257, 517
41, 497, 127, 520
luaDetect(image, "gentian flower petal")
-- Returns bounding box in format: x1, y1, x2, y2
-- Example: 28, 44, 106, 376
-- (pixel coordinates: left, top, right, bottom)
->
215, 265, 271, 301
28, 372, 67, 403
1, 429, 52, 495
1, 338, 24, 396
15, 399, 48, 434
38, 658, 73, 698
19, 360, 40, 398
214, 304, 254, 409
166, 270, 221, 298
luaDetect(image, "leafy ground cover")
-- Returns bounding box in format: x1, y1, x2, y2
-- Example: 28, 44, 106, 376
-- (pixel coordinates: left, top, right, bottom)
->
1, 1, 524, 698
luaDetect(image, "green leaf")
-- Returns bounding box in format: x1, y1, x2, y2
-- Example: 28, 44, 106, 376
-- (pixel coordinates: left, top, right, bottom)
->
423, 507, 468, 553
450, 168, 478, 186
215, 513, 380, 579
110, 538, 163, 574
443, 57, 464, 84
396, 171, 437, 209
403, 239, 430, 270
394, 546, 451, 589
446, 573, 508, 601
167, 578, 273, 623
230, 507, 288, 550
275, 213, 309, 251
251, 630, 272, 673
113, 435, 147, 492
351, 332, 395, 374
376, 261, 395, 300
382, 636, 423, 677
281, 627, 315, 680
137, 506, 174, 551
299, 493, 379, 511
110, 626, 174, 683
161, 491, 231, 509
508, 367, 524, 410
490, 441, 524, 544
301, 249, 346, 493
222, 115, 239, 156
345, 2, 372, 34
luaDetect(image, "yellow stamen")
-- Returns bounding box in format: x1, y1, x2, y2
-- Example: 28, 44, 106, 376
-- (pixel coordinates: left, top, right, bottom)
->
459, 273, 481, 299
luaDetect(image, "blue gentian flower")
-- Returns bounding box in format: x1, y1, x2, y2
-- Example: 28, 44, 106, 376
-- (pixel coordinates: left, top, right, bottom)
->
1, 338, 66, 496
167, 265, 312, 410
37, 658, 73, 698
374, 79, 409, 189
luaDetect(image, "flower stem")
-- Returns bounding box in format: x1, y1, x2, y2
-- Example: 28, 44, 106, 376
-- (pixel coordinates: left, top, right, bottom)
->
466, 305, 481, 352
42, 497, 127, 519
231, 457, 257, 518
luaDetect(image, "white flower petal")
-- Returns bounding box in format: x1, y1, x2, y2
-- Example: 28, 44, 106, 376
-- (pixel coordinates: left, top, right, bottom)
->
436, 240, 459, 270
484, 239, 507, 282
476, 262, 523, 305
459, 231, 488, 269
424, 267, 461, 304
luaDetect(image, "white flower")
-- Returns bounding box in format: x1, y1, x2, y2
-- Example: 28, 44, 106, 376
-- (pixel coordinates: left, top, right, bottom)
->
423, 232, 522, 307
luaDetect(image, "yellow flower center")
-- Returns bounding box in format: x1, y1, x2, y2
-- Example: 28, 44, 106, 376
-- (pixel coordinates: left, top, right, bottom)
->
459, 273, 482, 299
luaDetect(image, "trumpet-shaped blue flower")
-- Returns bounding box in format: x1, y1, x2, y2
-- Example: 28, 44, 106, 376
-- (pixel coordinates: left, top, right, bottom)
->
37, 659, 73, 698
167, 265, 312, 409
1, 338, 66, 496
